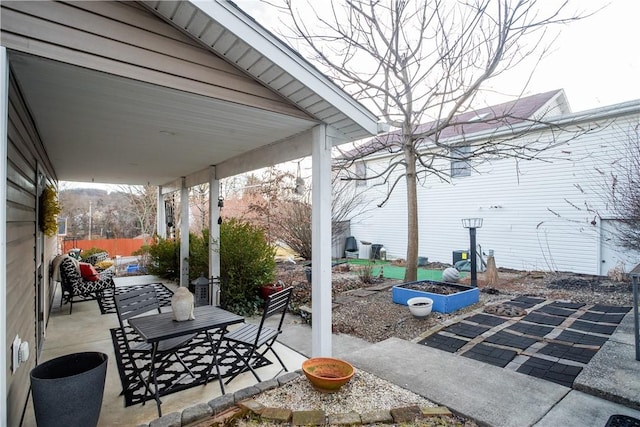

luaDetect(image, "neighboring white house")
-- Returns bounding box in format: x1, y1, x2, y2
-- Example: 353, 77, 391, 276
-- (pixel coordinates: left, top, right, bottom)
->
347, 90, 640, 276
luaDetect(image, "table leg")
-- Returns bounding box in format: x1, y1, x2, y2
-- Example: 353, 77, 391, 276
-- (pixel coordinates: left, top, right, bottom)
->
148, 344, 163, 417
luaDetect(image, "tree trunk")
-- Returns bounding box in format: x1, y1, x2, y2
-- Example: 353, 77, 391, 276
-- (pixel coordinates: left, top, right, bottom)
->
404, 143, 419, 282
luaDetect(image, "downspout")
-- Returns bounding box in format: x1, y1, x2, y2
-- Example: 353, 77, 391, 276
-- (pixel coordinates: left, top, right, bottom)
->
311, 124, 332, 356
0, 46, 9, 427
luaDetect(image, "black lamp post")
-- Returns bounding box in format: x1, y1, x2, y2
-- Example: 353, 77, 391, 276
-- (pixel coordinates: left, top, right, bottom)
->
462, 218, 483, 287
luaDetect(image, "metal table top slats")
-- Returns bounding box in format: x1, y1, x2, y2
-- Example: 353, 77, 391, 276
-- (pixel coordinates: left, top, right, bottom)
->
129, 305, 244, 343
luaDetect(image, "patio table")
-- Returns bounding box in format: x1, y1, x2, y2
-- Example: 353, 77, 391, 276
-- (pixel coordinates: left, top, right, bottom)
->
128, 305, 244, 416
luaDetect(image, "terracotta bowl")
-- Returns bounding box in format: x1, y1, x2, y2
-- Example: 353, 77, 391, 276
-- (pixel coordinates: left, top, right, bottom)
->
301, 357, 355, 393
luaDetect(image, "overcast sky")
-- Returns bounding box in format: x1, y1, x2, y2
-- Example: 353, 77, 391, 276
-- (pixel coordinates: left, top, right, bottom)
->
239, 0, 640, 113
65, 0, 639, 190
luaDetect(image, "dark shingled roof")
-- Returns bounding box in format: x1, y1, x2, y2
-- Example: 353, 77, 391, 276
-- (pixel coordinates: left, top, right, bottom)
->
346, 89, 566, 157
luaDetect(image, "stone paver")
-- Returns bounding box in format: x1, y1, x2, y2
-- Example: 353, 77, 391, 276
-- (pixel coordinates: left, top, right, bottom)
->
390, 405, 422, 423
292, 410, 325, 426
261, 407, 292, 423
328, 412, 361, 425
361, 410, 393, 424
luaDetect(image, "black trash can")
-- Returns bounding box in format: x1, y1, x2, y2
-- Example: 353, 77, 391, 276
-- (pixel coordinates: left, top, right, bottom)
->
371, 244, 383, 260
30, 352, 108, 427
345, 236, 358, 252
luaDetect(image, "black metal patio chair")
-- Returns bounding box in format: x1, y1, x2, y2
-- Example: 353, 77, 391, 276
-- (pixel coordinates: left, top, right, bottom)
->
114, 287, 196, 400
217, 286, 293, 387
58, 255, 115, 314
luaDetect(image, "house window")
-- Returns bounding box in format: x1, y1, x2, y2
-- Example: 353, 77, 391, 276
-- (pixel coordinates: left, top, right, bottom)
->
355, 161, 367, 186
451, 145, 471, 177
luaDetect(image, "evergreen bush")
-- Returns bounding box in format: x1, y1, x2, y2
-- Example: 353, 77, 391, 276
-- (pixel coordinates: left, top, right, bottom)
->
141, 237, 179, 281
219, 218, 276, 315
141, 220, 275, 315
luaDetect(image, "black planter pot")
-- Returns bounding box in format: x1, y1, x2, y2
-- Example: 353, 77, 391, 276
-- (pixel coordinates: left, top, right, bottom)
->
30, 352, 108, 427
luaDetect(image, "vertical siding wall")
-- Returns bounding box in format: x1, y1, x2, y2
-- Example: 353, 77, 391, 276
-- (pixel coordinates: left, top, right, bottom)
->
350, 114, 639, 275
6, 69, 44, 427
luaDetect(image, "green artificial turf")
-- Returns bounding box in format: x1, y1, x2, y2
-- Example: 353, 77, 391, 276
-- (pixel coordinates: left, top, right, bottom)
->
340, 258, 464, 281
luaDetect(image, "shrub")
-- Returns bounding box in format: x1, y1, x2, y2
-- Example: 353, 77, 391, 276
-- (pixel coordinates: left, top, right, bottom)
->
79, 247, 108, 261
142, 238, 179, 281
219, 218, 276, 315
188, 229, 209, 282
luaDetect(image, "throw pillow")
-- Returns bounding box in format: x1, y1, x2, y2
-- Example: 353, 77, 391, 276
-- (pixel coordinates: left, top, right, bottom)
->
79, 262, 100, 281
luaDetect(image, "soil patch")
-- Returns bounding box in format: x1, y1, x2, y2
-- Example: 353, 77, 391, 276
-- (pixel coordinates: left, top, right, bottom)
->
401, 281, 471, 295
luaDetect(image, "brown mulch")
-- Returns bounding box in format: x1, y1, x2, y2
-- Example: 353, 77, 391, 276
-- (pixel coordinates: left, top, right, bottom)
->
276, 262, 634, 344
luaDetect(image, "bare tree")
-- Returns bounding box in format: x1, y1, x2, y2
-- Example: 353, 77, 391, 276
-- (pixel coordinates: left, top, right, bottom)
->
273, 0, 587, 280
118, 185, 157, 244
190, 184, 210, 235
234, 166, 372, 259
605, 124, 640, 252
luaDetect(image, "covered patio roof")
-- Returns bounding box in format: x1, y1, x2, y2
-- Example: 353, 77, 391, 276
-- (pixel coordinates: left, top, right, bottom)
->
6, 0, 378, 187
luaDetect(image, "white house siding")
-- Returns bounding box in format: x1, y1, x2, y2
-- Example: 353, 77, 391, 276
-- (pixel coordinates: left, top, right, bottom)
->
350, 110, 640, 275
6, 67, 57, 427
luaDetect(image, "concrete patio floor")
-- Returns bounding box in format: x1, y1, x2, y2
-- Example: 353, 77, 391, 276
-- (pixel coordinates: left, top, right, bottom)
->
22, 275, 307, 427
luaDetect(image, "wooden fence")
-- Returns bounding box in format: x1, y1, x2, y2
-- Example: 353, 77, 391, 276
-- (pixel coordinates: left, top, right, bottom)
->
61, 238, 146, 257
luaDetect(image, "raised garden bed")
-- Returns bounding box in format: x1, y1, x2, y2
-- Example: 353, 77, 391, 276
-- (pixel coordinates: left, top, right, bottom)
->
392, 280, 480, 313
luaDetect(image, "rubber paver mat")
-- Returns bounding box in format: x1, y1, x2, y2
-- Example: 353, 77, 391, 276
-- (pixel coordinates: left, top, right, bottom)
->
417, 298, 630, 388
578, 311, 627, 324
568, 319, 617, 335
516, 356, 583, 388
464, 313, 509, 327
506, 322, 554, 338
443, 323, 491, 339
462, 342, 517, 368
419, 333, 467, 353
522, 311, 566, 326
537, 342, 598, 364
484, 330, 538, 350
507, 296, 546, 309
536, 305, 578, 317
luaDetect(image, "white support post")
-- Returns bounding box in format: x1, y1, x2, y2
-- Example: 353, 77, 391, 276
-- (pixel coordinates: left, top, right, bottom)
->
156, 186, 166, 238
0, 46, 9, 427
311, 124, 332, 357
209, 167, 221, 305
180, 178, 189, 287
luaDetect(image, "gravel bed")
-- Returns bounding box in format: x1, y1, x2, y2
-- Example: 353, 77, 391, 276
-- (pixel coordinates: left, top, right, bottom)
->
254, 370, 436, 413
259, 263, 634, 426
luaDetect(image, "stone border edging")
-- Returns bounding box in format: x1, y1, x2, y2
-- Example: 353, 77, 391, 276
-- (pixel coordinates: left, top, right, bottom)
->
140, 370, 453, 427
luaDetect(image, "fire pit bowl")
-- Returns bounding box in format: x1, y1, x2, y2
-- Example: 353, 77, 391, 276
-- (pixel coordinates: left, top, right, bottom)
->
302, 357, 355, 393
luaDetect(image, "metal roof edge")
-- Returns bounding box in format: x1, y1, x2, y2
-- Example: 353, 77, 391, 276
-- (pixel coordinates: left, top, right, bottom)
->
356, 97, 640, 161
445, 98, 640, 145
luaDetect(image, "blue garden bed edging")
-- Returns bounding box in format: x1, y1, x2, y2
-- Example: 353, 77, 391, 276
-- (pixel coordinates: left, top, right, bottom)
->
392, 280, 480, 313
